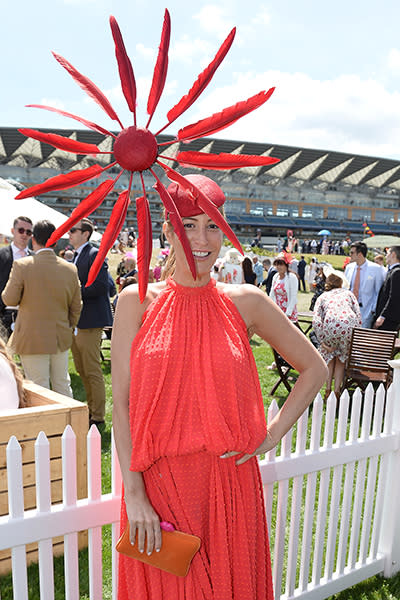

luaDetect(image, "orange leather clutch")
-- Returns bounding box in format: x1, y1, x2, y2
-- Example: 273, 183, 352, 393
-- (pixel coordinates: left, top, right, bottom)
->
116, 522, 201, 577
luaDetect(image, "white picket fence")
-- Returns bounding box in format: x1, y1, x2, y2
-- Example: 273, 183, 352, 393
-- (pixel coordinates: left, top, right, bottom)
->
1, 360, 400, 600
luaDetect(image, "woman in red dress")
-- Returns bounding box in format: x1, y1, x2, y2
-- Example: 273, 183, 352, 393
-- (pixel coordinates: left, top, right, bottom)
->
111, 175, 327, 599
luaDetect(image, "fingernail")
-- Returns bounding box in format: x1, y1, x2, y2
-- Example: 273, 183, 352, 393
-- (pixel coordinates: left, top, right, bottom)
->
147, 550, 152, 556
156, 548, 160, 553
139, 548, 144, 553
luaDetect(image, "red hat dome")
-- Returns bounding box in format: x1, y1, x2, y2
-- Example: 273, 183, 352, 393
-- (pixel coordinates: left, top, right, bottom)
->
167, 175, 225, 217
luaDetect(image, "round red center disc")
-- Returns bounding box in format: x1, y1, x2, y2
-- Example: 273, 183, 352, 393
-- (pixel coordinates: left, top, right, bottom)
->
113, 126, 158, 172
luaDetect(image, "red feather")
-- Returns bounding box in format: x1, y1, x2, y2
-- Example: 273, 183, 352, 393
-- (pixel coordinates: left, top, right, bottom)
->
161, 164, 243, 256
151, 170, 196, 279
18, 128, 101, 155
86, 189, 130, 287
15, 164, 103, 199
175, 151, 280, 170
146, 9, 171, 127
26, 105, 114, 137
177, 88, 275, 143
52, 52, 123, 128
163, 28, 236, 130
142, 176, 154, 287
46, 179, 116, 247
109, 16, 137, 119
136, 195, 153, 302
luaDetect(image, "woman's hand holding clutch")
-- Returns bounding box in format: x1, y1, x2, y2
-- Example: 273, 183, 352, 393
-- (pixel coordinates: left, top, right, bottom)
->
125, 489, 161, 555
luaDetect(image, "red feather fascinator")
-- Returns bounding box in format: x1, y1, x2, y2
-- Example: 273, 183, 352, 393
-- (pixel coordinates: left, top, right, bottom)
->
17, 9, 279, 301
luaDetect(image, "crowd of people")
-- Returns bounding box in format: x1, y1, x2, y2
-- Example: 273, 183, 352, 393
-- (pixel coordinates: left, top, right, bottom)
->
269, 234, 353, 256
251, 229, 353, 257
0, 216, 114, 426
205, 239, 400, 399
1, 216, 398, 415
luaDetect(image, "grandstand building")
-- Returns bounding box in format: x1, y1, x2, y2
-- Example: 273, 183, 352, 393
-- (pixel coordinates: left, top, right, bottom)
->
0, 126, 400, 244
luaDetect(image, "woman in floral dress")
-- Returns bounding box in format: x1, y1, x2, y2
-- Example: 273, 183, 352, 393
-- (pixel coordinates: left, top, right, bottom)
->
313, 272, 361, 399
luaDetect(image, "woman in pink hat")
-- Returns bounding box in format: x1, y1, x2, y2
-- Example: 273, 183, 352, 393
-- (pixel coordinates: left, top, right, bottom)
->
111, 175, 327, 600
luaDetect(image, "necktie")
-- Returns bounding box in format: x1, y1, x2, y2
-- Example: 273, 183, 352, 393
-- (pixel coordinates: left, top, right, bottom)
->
353, 266, 361, 300
73, 251, 78, 264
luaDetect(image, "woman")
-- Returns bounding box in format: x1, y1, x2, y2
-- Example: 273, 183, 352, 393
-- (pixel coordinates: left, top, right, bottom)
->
242, 255, 257, 285
312, 270, 361, 399
152, 254, 168, 282
307, 257, 318, 288
269, 252, 298, 322
309, 264, 326, 310
111, 175, 327, 600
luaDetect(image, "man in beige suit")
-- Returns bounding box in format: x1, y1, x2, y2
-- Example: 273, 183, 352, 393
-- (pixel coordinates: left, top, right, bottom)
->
2, 220, 82, 396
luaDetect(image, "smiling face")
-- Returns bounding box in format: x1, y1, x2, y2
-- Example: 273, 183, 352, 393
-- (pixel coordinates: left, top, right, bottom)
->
165, 213, 223, 285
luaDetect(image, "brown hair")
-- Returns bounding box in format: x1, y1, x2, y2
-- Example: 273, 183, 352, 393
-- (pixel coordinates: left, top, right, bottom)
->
325, 273, 343, 291
0, 337, 25, 407
161, 247, 176, 280
390, 246, 400, 262
120, 275, 137, 290
13, 216, 33, 227
79, 217, 94, 239
273, 258, 289, 271
242, 256, 254, 278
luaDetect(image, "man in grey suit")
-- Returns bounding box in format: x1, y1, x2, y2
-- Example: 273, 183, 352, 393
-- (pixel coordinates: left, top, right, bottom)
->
344, 241, 385, 328
0, 216, 33, 337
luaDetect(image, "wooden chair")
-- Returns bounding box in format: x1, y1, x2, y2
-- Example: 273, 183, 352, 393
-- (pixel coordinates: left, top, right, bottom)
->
341, 327, 397, 392
269, 322, 304, 396
269, 348, 293, 395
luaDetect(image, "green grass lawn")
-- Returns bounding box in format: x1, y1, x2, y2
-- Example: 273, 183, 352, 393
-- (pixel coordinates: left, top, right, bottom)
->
1, 285, 400, 599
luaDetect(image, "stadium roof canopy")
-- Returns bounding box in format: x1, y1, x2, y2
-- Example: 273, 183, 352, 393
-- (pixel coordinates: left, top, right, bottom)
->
1, 126, 400, 196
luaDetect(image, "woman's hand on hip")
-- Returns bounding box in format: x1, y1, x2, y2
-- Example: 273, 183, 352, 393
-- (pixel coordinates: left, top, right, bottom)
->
220, 430, 278, 466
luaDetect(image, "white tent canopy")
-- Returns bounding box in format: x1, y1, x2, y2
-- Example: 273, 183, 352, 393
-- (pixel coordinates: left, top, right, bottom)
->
0, 178, 101, 241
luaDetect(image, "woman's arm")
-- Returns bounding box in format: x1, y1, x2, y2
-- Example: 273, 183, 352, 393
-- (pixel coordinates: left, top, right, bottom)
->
349, 290, 362, 321
312, 295, 324, 341
111, 288, 162, 555
269, 273, 277, 303
230, 286, 327, 464
285, 272, 298, 317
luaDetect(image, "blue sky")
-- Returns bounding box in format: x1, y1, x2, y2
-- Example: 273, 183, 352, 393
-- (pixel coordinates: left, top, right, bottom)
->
2, 0, 400, 159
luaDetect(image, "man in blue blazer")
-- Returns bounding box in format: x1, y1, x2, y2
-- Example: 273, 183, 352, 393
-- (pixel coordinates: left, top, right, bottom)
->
69, 218, 113, 427
344, 241, 385, 328
0, 216, 33, 337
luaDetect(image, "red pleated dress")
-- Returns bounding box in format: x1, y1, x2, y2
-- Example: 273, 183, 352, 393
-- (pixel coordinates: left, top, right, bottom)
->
118, 277, 274, 599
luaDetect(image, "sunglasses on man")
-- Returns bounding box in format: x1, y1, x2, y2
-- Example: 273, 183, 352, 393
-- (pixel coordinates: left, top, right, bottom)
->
16, 227, 33, 236
69, 227, 83, 234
